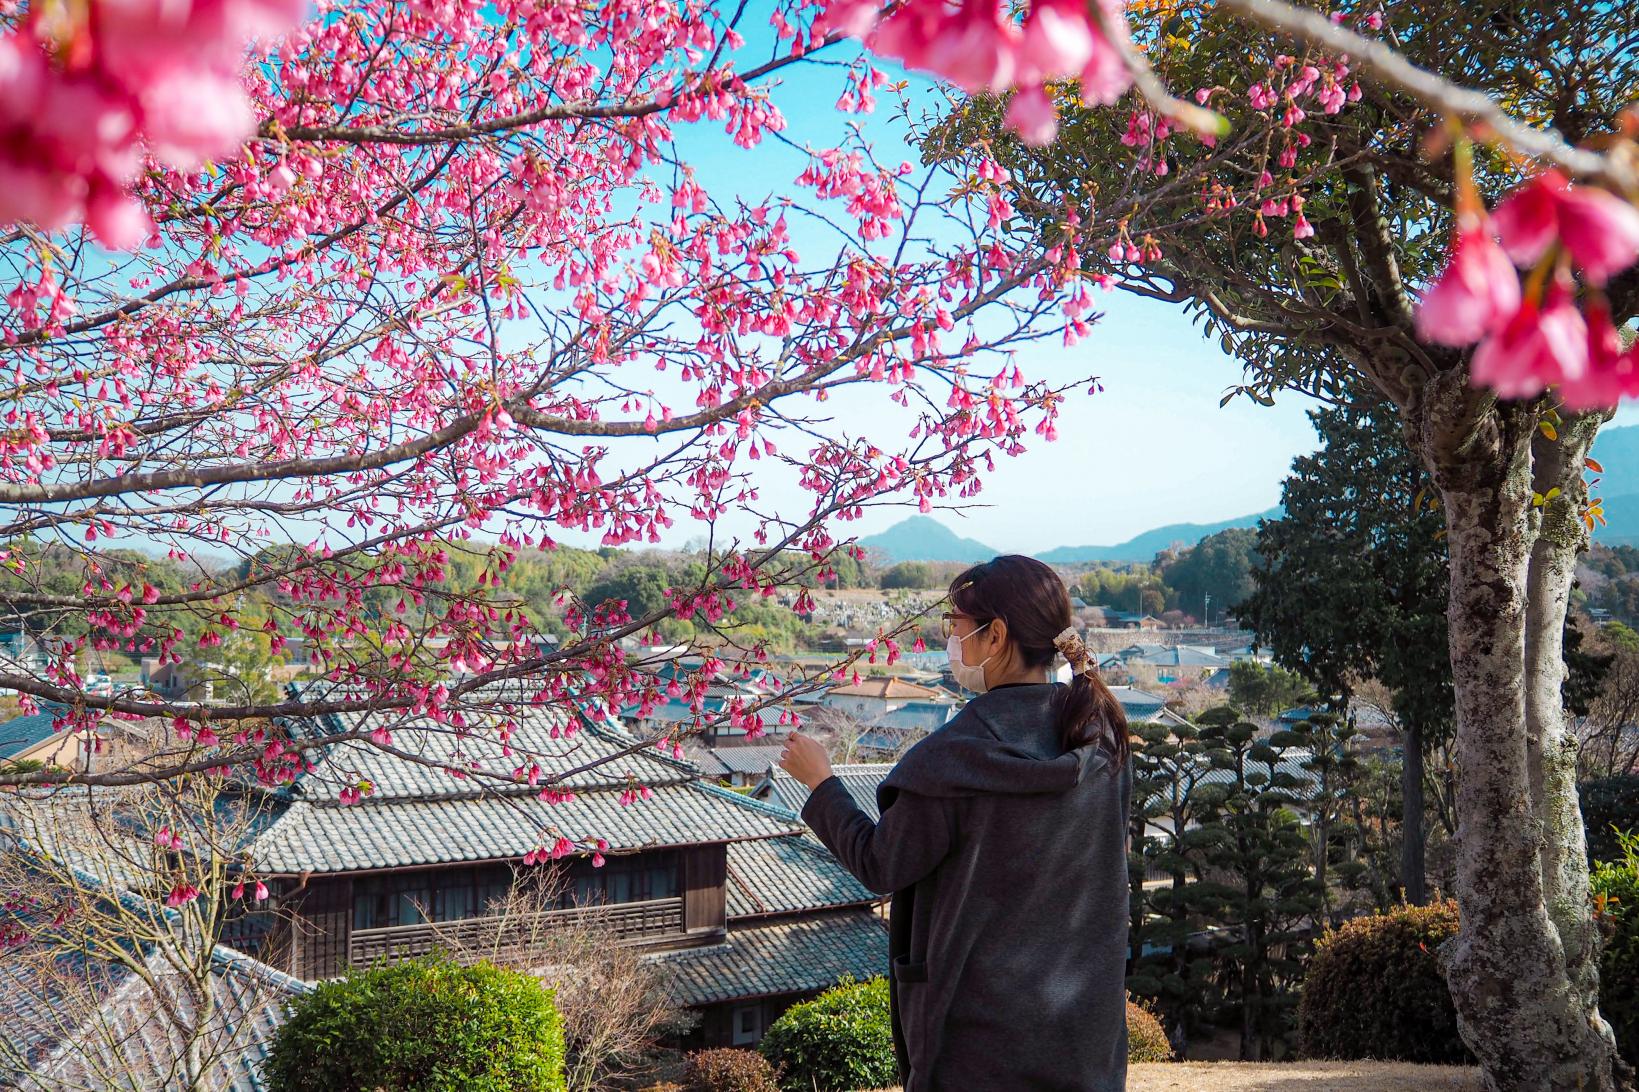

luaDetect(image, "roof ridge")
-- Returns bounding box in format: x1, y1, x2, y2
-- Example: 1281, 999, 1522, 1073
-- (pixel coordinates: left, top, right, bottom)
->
209, 943, 312, 995
690, 779, 806, 826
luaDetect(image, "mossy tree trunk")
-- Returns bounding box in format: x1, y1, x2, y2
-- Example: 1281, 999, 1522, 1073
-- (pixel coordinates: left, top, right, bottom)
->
1413, 380, 1622, 1091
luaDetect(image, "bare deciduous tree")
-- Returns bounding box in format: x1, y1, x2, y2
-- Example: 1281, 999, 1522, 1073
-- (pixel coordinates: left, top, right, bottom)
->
0, 779, 296, 1092
426, 871, 694, 1092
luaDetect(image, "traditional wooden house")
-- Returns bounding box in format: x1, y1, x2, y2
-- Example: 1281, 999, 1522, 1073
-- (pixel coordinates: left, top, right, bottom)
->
232, 702, 809, 979
821, 676, 950, 721
649, 829, 885, 1046
225, 698, 887, 1047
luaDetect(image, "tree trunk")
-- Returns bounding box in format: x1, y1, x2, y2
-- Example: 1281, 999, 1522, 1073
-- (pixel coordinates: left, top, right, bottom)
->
1402, 718, 1428, 905
1524, 417, 1626, 1079
1430, 419, 1621, 1090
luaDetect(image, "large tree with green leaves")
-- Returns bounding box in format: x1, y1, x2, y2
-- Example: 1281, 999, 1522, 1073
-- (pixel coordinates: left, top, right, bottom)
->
936, 1, 1637, 1083
1240, 396, 1450, 905
1159, 527, 1258, 624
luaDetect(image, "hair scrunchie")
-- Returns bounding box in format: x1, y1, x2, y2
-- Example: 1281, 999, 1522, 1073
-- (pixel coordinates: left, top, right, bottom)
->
1053, 625, 1098, 676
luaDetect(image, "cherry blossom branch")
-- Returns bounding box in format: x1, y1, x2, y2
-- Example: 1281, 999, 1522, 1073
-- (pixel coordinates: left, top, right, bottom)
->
1217, 0, 1636, 192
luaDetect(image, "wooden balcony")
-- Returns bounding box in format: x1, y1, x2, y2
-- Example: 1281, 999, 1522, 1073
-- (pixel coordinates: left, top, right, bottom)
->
347, 895, 687, 966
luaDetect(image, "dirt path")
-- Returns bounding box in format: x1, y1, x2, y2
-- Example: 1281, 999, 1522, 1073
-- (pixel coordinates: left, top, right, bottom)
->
1126, 1061, 1483, 1091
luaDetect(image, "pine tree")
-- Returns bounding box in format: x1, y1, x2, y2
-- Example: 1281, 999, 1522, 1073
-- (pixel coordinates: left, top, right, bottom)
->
1187, 708, 1326, 1061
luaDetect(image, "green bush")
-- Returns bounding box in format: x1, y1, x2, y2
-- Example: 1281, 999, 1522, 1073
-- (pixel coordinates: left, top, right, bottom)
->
1126, 998, 1172, 1062
265, 955, 567, 1091
757, 976, 896, 1092
1297, 899, 1471, 1064
681, 1048, 781, 1092
1583, 776, 1639, 864
1592, 828, 1639, 1067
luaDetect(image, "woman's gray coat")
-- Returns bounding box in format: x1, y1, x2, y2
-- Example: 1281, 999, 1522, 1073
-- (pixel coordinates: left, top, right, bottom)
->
801, 682, 1133, 1092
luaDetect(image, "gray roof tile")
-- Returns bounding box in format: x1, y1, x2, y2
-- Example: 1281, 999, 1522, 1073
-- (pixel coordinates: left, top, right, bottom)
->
249, 779, 804, 874
705, 745, 787, 777
766, 765, 890, 821
725, 835, 876, 919
246, 709, 804, 874
646, 912, 888, 1007
0, 859, 305, 1091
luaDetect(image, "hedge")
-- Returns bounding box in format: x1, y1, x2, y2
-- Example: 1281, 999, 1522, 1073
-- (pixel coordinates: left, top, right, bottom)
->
758, 977, 896, 1092
1297, 899, 1471, 1064
265, 954, 567, 1091
680, 1048, 781, 1092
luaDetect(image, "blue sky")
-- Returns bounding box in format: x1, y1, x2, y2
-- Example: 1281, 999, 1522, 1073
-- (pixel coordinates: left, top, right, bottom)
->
541, 28, 1326, 556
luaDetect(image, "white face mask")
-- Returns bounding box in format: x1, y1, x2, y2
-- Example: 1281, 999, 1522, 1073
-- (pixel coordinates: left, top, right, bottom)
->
946, 622, 995, 694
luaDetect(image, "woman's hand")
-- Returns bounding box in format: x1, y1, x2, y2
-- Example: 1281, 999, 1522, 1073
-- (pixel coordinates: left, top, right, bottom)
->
778, 731, 834, 790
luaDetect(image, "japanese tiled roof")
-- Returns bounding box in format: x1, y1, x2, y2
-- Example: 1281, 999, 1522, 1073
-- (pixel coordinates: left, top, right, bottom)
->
703, 744, 787, 777
869, 701, 957, 732
764, 764, 891, 822
14, 945, 306, 1091
1108, 686, 1169, 721
724, 832, 877, 919
646, 911, 889, 1007
1129, 645, 1231, 668
243, 700, 804, 874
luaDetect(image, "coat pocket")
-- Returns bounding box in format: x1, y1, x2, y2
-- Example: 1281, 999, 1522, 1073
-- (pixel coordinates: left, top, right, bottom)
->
891, 954, 929, 983
890, 954, 931, 1084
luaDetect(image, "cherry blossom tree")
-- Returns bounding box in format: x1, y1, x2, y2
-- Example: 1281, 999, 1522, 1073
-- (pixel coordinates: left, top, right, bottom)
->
2, 0, 1106, 796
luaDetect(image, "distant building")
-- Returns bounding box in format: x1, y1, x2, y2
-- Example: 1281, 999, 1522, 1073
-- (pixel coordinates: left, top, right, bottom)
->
1107, 686, 1194, 728
619, 659, 791, 744
821, 677, 951, 721
0, 704, 163, 775
1093, 609, 1166, 631
853, 700, 959, 757
1122, 644, 1233, 685
684, 742, 788, 787
756, 765, 892, 822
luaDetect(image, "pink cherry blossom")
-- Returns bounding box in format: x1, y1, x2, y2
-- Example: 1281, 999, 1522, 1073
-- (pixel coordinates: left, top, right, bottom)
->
1557, 299, 1639, 411
0, 0, 305, 245
1491, 173, 1564, 267
1019, 0, 1095, 78
165, 883, 200, 907
1006, 86, 1059, 146
1491, 171, 1639, 284
1415, 222, 1522, 347
1470, 290, 1588, 401
841, 0, 1132, 137
1553, 184, 1639, 285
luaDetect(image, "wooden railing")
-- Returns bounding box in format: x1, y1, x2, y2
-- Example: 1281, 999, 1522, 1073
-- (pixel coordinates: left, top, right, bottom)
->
347, 896, 686, 966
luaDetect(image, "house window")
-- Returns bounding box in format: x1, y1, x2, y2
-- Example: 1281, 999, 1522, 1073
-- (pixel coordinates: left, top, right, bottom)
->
732, 1004, 762, 1045
559, 850, 679, 908
353, 865, 513, 929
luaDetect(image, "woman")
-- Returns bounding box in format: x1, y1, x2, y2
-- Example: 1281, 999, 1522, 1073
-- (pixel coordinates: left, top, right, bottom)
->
779, 555, 1133, 1092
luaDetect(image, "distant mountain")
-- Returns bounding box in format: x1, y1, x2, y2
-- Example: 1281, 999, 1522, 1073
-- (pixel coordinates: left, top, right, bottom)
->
857, 516, 998, 564
1590, 426, 1639, 544
1034, 507, 1282, 564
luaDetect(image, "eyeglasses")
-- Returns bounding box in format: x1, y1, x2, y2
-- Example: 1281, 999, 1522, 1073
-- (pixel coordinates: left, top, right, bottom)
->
939, 612, 988, 639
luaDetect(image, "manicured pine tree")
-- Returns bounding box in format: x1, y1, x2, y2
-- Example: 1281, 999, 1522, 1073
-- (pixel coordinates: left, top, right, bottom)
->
1187, 707, 1326, 1062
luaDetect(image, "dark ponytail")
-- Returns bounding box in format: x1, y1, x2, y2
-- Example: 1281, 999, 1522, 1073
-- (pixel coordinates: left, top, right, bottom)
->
948, 555, 1130, 769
